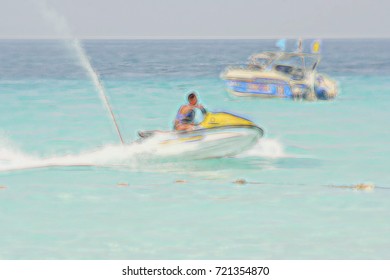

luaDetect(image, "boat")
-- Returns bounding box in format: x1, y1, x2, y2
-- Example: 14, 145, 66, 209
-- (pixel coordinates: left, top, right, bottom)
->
138, 110, 264, 159
221, 50, 338, 100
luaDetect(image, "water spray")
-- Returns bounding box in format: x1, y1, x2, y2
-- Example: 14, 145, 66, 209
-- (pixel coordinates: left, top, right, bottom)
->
70, 39, 125, 144
36, 0, 125, 144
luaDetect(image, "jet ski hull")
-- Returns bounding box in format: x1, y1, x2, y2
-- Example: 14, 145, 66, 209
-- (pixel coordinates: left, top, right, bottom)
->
139, 125, 263, 159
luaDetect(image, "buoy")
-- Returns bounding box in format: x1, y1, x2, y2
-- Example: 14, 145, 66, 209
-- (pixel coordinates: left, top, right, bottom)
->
355, 183, 375, 191
175, 180, 187, 184
233, 179, 247, 185
333, 183, 375, 191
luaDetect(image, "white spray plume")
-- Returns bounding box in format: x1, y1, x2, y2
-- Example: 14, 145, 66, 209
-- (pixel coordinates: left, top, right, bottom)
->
0, 133, 289, 172
35, 0, 72, 38
239, 138, 286, 158
34, 0, 124, 143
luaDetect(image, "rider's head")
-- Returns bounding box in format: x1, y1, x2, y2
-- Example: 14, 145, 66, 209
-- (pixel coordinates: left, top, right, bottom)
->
187, 92, 198, 105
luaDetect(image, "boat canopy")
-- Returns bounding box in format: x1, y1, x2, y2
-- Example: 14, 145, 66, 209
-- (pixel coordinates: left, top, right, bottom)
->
249, 52, 280, 69
249, 51, 321, 73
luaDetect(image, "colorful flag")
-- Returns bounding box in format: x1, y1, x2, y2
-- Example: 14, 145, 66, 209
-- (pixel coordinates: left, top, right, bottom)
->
276, 39, 286, 51
311, 40, 321, 53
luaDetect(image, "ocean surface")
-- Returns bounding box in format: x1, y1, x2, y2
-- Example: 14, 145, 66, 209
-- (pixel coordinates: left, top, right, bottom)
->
0, 39, 389, 259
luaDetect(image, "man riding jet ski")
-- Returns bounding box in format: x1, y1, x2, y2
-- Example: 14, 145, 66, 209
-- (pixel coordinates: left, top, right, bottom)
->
138, 92, 264, 159
174, 92, 206, 131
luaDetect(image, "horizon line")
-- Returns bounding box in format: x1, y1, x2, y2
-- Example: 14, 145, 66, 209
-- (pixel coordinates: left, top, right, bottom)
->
0, 35, 390, 40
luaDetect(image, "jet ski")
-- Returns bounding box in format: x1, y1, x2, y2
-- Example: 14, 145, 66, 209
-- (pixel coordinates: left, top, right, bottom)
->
138, 110, 264, 159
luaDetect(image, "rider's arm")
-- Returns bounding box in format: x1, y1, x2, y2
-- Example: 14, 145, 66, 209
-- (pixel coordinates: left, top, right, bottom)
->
197, 104, 206, 114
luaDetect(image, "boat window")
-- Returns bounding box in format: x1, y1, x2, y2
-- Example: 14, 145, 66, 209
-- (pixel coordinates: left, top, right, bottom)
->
274, 64, 305, 80
275, 65, 293, 74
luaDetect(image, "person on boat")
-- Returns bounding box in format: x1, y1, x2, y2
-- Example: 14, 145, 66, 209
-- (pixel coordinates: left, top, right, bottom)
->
174, 92, 205, 131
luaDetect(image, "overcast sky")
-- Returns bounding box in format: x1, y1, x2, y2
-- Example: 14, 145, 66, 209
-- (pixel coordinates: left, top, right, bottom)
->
1, 0, 389, 39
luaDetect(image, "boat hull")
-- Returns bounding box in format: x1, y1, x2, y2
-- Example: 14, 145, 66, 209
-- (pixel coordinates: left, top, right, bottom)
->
224, 78, 337, 100
225, 79, 293, 98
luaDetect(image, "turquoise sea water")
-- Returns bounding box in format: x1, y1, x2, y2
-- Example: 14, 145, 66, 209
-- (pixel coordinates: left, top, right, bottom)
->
0, 39, 389, 259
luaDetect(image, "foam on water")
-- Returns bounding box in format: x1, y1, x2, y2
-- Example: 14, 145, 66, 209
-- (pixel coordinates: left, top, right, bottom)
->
0, 137, 38, 171
0, 136, 152, 171
239, 138, 286, 158
0, 135, 285, 171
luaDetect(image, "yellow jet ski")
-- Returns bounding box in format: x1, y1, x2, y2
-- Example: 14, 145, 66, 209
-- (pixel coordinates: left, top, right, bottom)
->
138, 110, 264, 159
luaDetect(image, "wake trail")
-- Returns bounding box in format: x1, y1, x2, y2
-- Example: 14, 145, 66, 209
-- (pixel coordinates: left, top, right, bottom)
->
239, 138, 288, 158
0, 136, 288, 172
0, 136, 154, 172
